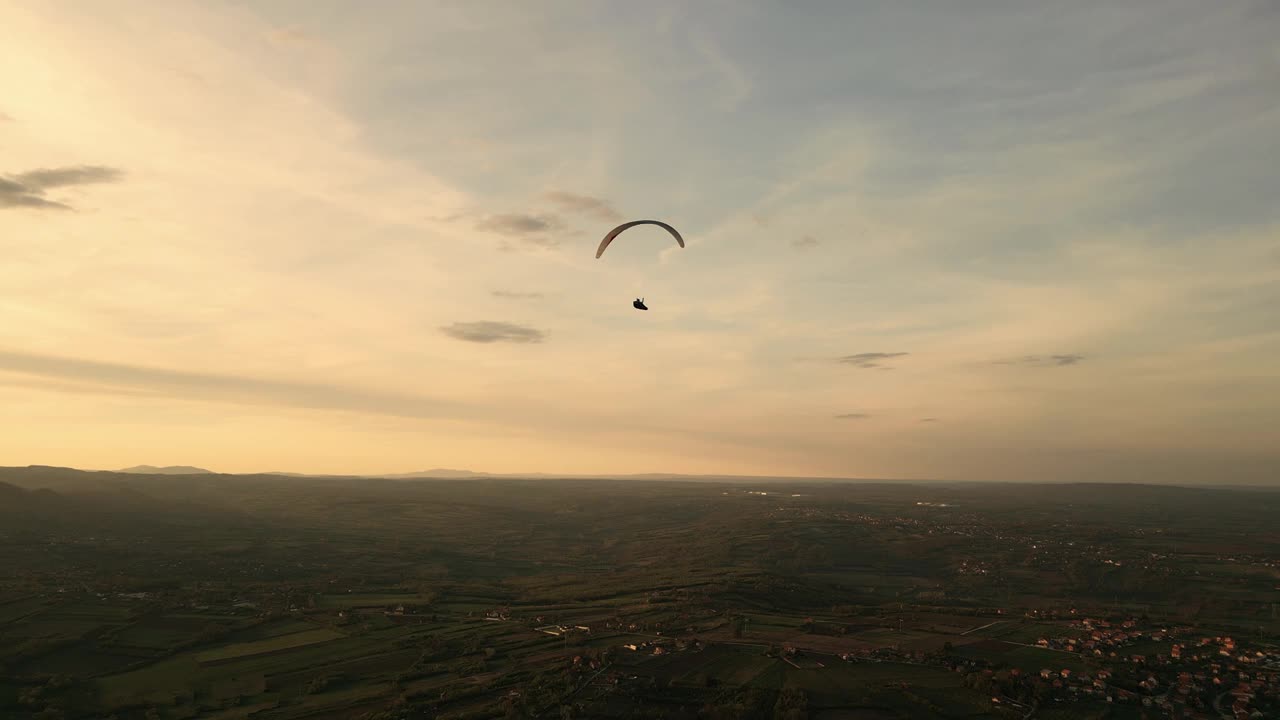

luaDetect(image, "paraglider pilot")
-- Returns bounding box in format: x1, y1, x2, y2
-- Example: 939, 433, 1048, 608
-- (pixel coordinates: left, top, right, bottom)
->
633, 298, 648, 311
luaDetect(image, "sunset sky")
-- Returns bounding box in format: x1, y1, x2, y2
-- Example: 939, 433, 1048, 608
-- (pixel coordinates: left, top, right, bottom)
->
2, 1, 1278, 482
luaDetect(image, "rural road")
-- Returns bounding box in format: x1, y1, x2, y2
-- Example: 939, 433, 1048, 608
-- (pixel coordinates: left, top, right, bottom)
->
963, 620, 1005, 636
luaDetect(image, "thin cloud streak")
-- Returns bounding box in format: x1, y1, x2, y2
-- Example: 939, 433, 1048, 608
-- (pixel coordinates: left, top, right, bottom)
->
0, 348, 466, 420
475, 212, 562, 236
544, 191, 622, 221
996, 354, 1087, 367
439, 321, 546, 344
15, 165, 123, 188
491, 290, 545, 300
837, 352, 909, 369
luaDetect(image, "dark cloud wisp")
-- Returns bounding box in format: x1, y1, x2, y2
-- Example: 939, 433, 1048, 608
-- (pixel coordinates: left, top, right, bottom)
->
439, 321, 546, 344
1, 164, 124, 211
834, 412, 871, 420
996, 354, 1086, 367
477, 212, 565, 251
16, 166, 123, 189
837, 352, 909, 369
544, 191, 622, 221
476, 213, 562, 236
792, 235, 819, 250
0, 182, 70, 210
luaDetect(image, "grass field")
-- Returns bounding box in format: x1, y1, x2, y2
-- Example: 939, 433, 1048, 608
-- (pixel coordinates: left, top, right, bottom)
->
224, 619, 320, 643
3, 602, 136, 641
97, 655, 204, 707
4, 615, 106, 639
973, 620, 1070, 644
113, 616, 230, 650
23, 643, 151, 677
811, 709, 899, 719
194, 628, 347, 664
95, 630, 393, 709
314, 593, 437, 609
0, 597, 51, 623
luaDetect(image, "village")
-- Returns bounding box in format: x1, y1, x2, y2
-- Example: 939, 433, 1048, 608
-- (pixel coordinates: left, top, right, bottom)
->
447, 599, 1280, 720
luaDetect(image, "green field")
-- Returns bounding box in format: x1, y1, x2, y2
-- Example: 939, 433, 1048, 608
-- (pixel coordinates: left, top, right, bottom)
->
194, 628, 347, 664
22, 644, 150, 677
314, 593, 437, 609
95, 630, 395, 709
0, 597, 51, 623
223, 619, 318, 643
2, 602, 136, 643
112, 616, 232, 650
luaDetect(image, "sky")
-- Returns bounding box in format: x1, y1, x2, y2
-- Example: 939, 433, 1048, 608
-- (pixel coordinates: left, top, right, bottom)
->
2, 1, 1278, 483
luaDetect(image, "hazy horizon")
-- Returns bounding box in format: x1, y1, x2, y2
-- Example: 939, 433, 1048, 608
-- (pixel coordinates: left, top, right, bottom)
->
3, 2, 1278, 484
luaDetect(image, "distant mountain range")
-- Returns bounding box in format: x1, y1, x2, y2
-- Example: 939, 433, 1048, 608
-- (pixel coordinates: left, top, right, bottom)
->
373, 468, 492, 479
108, 465, 849, 482
118, 465, 214, 475
323, 469, 843, 482
2, 465, 1278, 493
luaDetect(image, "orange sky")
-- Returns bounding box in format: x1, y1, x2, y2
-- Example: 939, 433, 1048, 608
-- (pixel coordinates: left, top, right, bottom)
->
2, 2, 1278, 482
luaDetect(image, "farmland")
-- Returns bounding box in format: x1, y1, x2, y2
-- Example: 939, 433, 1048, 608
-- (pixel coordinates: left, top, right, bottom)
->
3, 467, 1280, 718
193, 628, 347, 664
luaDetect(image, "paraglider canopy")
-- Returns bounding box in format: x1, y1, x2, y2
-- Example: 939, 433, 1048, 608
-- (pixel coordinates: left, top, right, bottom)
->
595, 220, 684, 259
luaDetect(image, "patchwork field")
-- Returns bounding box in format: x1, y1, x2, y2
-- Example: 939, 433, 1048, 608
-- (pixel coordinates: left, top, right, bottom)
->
4, 469, 1278, 719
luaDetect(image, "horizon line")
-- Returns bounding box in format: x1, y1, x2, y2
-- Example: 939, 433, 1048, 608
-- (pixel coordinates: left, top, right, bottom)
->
5, 464, 1280, 488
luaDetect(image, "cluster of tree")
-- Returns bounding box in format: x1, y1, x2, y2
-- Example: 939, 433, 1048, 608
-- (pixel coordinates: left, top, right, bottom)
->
304, 672, 345, 695
13, 674, 84, 719
699, 688, 809, 720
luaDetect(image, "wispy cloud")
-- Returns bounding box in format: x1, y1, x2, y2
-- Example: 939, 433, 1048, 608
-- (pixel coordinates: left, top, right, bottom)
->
0, 349, 464, 420
265, 26, 311, 48
1, 164, 123, 211
439, 321, 546, 344
837, 352, 909, 369
835, 412, 870, 420
544, 191, 621, 221
0, 178, 69, 210
920, 418, 939, 423
497, 236, 562, 252
686, 25, 752, 111
16, 165, 123, 188
477, 212, 565, 250
491, 290, 545, 300
791, 235, 819, 250
475, 212, 562, 236
996, 354, 1087, 367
